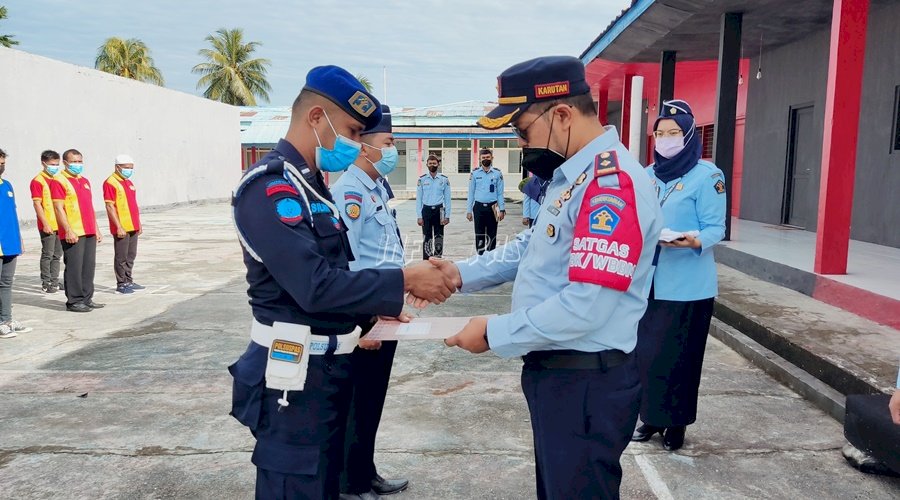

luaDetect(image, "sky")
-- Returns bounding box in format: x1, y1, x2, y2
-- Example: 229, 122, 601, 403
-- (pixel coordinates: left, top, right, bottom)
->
1, 0, 631, 107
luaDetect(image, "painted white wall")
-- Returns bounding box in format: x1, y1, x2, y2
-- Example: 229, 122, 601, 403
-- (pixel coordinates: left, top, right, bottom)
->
0, 47, 240, 225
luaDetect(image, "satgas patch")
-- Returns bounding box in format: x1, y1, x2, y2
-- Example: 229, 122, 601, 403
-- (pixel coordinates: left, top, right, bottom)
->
345, 202, 361, 220
714, 180, 726, 194
275, 198, 304, 226
270, 339, 304, 363
349, 91, 376, 117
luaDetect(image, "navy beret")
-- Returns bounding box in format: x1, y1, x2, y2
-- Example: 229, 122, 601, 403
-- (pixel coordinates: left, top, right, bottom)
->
303, 65, 382, 131
361, 104, 392, 136
479, 55, 591, 130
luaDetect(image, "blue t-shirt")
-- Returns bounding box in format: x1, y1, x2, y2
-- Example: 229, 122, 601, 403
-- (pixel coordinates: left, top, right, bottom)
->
0, 179, 22, 257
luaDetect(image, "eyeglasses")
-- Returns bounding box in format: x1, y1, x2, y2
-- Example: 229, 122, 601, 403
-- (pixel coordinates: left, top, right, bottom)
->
653, 129, 684, 139
510, 103, 557, 141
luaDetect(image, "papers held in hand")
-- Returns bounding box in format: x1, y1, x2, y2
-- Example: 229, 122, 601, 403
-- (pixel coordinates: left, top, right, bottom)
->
366, 317, 476, 341
659, 228, 700, 243
492, 204, 501, 221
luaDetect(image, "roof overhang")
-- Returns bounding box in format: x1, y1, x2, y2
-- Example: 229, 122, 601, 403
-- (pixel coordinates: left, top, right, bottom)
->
580, 0, 863, 64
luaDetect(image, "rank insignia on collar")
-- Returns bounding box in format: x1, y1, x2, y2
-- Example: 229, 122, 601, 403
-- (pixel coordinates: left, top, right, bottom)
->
575, 172, 587, 185
675, 183, 684, 191
553, 199, 563, 209
561, 189, 572, 201
546, 224, 556, 237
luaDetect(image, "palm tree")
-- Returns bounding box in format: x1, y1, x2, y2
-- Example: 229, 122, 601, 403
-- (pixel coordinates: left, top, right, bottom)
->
192, 28, 271, 106
355, 74, 374, 93
0, 6, 19, 48
94, 37, 164, 85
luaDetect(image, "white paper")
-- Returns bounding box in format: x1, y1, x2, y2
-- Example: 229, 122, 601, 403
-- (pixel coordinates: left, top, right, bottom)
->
365, 316, 477, 341
659, 228, 700, 243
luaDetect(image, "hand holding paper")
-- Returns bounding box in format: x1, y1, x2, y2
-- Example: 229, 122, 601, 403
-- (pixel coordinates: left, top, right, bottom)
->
444, 317, 490, 354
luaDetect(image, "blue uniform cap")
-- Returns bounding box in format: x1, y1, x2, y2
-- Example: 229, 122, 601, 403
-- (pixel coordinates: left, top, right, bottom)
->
361, 104, 392, 136
304, 65, 383, 131
478, 55, 591, 130
654, 99, 695, 132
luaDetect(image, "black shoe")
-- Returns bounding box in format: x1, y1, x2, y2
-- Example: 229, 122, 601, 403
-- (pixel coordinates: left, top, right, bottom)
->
67, 303, 92, 313
85, 301, 105, 309
371, 473, 408, 495
662, 426, 686, 451
339, 490, 382, 500
631, 424, 664, 442
128, 282, 146, 290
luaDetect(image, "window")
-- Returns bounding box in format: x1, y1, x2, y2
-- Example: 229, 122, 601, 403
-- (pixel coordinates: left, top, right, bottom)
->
428, 140, 442, 149
494, 139, 509, 148
442, 139, 458, 148
508, 149, 522, 173
458, 149, 472, 173
893, 85, 900, 152
457, 139, 472, 149
699, 124, 715, 159
480, 139, 493, 148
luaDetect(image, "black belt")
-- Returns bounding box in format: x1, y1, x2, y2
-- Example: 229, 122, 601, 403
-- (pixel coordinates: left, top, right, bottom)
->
424, 204, 443, 209
476, 202, 497, 208
523, 349, 630, 370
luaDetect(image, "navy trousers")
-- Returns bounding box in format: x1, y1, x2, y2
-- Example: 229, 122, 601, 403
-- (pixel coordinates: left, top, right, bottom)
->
342, 341, 398, 493
230, 343, 354, 500
521, 355, 641, 500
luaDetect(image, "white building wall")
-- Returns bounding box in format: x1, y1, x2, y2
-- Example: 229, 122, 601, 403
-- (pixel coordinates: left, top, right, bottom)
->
0, 48, 240, 225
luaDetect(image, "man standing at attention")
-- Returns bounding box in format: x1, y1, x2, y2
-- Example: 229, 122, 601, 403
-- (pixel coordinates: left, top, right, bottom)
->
30, 150, 63, 294
103, 154, 144, 294
0, 148, 33, 338
416, 154, 451, 259
51, 149, 104, 313
466, 148, 505, 254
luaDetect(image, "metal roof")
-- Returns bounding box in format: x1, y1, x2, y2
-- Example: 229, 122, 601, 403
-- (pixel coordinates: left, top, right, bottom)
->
241, 101, 514, 146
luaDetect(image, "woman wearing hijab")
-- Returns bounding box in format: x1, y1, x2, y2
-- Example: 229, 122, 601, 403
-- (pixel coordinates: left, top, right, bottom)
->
632, 99, 727, 451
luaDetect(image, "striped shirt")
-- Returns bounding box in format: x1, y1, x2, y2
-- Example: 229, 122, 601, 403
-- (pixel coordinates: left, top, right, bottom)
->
50, 171, 97, 239
30, 171, 61, 232
103, 173, 141, 233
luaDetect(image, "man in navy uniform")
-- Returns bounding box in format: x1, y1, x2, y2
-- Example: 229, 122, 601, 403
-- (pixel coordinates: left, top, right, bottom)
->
466, 149, 505, 254
229, 66, 455, 500
331, 105, 410, 499
435, 56, 663, 499
416, 155, 451, 259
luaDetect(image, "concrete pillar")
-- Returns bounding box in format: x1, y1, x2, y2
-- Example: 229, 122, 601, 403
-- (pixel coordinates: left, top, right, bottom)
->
659, 50, 677, 109
713, 12, 742, 240
621, 74, 634, 148
629, 76, 644, 161
814, 0, 870, 274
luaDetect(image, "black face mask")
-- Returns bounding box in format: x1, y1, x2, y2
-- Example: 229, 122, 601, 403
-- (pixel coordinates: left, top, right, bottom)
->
521, 113, 568, 181
428, 165, 438, 172
480, 159, 492, 168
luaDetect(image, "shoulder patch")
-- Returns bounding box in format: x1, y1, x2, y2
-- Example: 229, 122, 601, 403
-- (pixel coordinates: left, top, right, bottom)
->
344, 191, 363, 203
275, 197, 304, 225
345, 202, 361, 220
714, 179, 726, 194
711, 173, 722, 179
266, 178, 299, 197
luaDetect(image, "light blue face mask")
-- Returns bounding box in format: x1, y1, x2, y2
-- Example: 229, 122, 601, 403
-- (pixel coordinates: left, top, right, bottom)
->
314, 111, 361, 173
365, 144, 399, 177
44, 164, 60, 176
120, 168, 134, 179
67, 163, 84, 175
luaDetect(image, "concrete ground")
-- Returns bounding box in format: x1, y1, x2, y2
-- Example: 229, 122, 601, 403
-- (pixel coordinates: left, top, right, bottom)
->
1, 199, 898, 499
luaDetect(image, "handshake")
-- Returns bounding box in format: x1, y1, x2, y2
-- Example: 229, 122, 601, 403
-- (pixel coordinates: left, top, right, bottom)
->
399, 258, 491, 354
401, 258, 461, 308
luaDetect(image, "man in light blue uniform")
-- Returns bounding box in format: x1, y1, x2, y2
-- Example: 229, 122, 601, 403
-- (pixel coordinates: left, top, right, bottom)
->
416, 155, 451, 259
331, 105, 410, 499
438, 56, 663, 499
466, 149, 505, 254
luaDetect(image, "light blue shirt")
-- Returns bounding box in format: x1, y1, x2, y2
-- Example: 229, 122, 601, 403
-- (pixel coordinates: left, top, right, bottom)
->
467, 167, 505, 213
415, 172, 451, 218
523, 196, 540, 220
456, 127, 663, 358
332, 165, 405, 271
645, 160, 726, 301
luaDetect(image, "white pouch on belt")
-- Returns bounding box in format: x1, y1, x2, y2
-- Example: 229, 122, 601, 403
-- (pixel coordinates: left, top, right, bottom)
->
252, 321, 312, 392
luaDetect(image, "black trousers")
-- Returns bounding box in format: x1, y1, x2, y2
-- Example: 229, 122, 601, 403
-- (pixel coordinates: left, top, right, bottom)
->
473, 202, 498, 255
522, 355, 641, 500
635, 294, 715, 427
342, 341, 398, 493
421, 205, 444, 259
113, 231, 139, 286
62, 235, 96, 307
39, 231, 63, 287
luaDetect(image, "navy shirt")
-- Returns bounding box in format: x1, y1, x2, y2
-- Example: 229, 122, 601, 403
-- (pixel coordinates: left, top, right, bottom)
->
234, 139, 405, 335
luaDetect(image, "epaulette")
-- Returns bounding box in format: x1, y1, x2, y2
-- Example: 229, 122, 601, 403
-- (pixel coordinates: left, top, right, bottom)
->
593, 150, 620, 177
